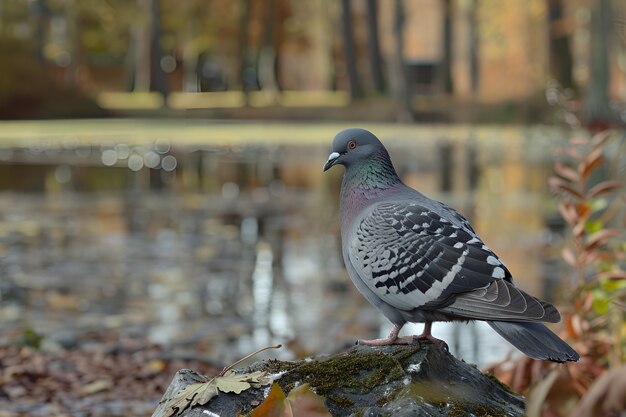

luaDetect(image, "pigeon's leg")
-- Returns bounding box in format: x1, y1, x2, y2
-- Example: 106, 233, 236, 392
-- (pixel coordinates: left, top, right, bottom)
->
414, 321, 449, 350
358, 323, 415, 346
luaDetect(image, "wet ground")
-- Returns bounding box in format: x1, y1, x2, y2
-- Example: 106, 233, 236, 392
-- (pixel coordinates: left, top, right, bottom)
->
0, 120, 576, 415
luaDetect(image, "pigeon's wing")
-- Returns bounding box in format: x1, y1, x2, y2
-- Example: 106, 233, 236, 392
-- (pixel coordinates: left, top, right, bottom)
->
348, 201, 558, 322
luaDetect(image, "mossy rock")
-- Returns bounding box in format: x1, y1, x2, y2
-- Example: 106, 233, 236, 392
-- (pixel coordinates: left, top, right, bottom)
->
156, 342, 524, 417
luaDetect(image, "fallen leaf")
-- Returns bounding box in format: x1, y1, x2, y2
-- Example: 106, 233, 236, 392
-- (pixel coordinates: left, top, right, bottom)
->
157, 370, 271, 417
251, 383, 332, 417
249, 383, 287, 417
286, 383, 332, 417
81, 380, 112, 395
215, 370, 271, 394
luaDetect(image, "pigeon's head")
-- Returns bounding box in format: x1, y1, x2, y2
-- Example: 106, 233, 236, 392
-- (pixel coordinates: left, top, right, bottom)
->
323, 128, 386, 172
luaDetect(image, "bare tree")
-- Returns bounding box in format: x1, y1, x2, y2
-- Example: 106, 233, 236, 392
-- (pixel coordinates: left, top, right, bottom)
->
341, 0, 363, 99
547, 0, 575, 90
392, 0, 414, 120
584, 0, 613, 125
149, 0, 168, 96
441, 0, 453, 94
258, 0, 279, 97
31, 0, 49, 64
238, 0, 252, 97
468, 0, 479, 96
366, 0, 385, 92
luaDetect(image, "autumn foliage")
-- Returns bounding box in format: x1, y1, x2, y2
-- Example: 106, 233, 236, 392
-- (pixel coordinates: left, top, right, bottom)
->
488, 131, 626, 417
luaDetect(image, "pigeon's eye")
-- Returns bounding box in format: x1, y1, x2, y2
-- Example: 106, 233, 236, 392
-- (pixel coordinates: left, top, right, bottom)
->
348, 140, 357, 150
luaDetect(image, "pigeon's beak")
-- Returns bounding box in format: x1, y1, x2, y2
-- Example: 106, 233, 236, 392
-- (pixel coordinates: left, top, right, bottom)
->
323, 152, 341, 172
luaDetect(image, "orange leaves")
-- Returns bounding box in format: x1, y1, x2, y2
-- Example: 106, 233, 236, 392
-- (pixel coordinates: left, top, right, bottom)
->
250, 383, 332, 417
549, 131, 624, 285
558, 202, 578, 225
549, 176, 583, 199
554, 162, 580, 182
578, 146, 604, 180
585, 229, 620, 252
550, 132, 621, 204
587, 181, 622, 199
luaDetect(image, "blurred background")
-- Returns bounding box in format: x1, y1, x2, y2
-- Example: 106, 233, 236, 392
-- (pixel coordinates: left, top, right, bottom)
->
0, 0, 625, 416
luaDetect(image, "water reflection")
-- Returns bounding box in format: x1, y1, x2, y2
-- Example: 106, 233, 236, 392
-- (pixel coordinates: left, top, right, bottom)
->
0, 124, 572, 367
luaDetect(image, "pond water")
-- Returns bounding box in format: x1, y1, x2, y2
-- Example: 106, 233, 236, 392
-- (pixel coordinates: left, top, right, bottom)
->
0, 120, 574, 367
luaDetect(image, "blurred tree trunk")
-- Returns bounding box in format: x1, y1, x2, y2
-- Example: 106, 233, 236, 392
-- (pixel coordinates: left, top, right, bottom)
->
441, 0, 453, 94
258, 0, 279, 98
547, 0, 575, 90
149, 0, 168, 96
392, 0, 414, 120
366, 0, 385, 93
341, 0, 363, 99
238, 0, 252, 100
31, 0, 49, 64
63, 0, 80, 88
131, 0, 151, 92
182, 30, 199, 92
584, 0, 613, 125
468, 0, 479, 95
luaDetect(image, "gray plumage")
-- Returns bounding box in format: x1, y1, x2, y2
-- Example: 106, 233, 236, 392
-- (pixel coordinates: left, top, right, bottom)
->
324, 128, 579, 363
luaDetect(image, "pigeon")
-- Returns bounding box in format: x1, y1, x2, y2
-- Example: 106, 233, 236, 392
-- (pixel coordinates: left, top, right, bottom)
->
323, 128, 579, 362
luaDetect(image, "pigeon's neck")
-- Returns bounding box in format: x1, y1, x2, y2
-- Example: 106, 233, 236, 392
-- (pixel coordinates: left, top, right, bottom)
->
340, 154, 403, 220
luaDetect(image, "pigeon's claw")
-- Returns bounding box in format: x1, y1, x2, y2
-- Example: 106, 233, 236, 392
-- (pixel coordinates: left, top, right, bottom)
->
413, 321, 449, 351
357, 335, 416, 346
414, 334, 449, 351
357, 323, 408, 346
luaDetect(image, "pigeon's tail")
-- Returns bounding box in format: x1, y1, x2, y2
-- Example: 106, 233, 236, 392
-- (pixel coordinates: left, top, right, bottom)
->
487, 321, 579, 363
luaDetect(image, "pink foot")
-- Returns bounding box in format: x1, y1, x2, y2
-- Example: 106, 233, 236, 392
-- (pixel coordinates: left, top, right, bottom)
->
414, 333, 449, 351
357, 322, 449, 350
415, 321, 449, 351
358, 335, 417, 346
357, 323, 411, 346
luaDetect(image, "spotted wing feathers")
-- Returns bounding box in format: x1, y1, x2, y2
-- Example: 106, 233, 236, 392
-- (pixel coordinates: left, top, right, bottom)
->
349, 202, 558, 322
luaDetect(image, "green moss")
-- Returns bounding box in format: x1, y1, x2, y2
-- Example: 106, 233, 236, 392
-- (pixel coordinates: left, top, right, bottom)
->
447, 401, 509, 417
328, 394, 355, 408
484, 372, 518, 396
260, 346, 418, 397
258, 345, 520, 416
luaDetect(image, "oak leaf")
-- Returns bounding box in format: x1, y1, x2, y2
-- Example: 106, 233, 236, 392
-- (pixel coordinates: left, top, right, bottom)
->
156, 370, 271, 417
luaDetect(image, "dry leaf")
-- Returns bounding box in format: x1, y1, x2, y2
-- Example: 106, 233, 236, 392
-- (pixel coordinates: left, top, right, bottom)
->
549, 176, 583, 199
215, 370, 270, 394
579, 147, 603, 180
591, 130, 611, 149
251, 383, 332, 417
558, 202, 578, 225
81, 380, 112, 396
584, 229, 620, 251
562, 247, 577, 267
587, 181, 622, 198
285, 384, 332, 417
156, 370, 271, 417
555, 162, 580, 182
249, 383, 287, 417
